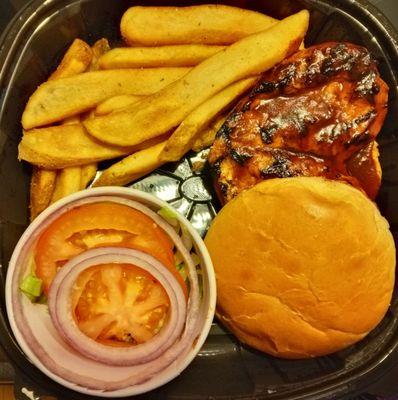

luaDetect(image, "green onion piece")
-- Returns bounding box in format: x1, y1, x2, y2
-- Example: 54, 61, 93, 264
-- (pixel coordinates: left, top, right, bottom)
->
19, 274, 43, 301
157, 207, 179, 227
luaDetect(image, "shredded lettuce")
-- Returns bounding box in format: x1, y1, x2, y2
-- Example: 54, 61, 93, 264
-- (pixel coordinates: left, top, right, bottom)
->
19, 274, 43, 303
176, 261, 204, 298
36, 293, 48, 304
176, 262, 190, 293
176, 262, 188, 281
157, 206, 179, 227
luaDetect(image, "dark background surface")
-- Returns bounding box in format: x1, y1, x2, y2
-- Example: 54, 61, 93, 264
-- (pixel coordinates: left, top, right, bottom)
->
0, 0, 398, 399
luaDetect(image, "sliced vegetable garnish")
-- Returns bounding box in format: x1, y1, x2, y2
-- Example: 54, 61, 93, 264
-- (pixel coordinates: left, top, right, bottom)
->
48, 248, 187, 367
34, 202, 187, 297
177, 252, 203, 296
19, 274, 43, 302
10, 193, 204, 390
176, 262, 188, 281
157, 206, 179, 227
72, 263, 170, 346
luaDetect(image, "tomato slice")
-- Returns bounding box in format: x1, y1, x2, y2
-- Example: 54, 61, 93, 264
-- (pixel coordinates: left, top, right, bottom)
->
72, 263, 170, 346
35, 202, 187, 298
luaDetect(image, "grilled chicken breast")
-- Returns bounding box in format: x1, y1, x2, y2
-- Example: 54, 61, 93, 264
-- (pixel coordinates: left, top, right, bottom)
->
208, 42, 388, 203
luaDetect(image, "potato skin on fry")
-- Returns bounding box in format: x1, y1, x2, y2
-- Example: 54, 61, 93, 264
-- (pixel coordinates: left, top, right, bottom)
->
30, 168, 57, 221
121, 5, 277, 46
159, 77, 257, 162
48, 40, 109, 205
48, 39, 93, 80
50, 167, 82, 204
93, 141, 167, 187
19, 124, 132, 168
98, 45, 225, 69
19, 125, 169, 169
75, 39, 111, 188
90, 38, 111, 71
80, 163, 98, 188
192, 114, 226, 152
22, 67, 191, 129
30, 38, 93, 220
51, 115, 92, 202
84, 11, 309, 147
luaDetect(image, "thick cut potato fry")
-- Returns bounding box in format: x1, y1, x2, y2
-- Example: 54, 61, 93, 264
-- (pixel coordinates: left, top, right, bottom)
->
80, 164, 98, 188
90, 38, 111, 71
19, 125, 168, 169
73, 39, 110, 186
48, 39, 93, 80
192, 114, 227, 152
50, 40, 108, 202
95, 95, 143, 116
159, 77, 257, 162
84, 11, 309, 147
93, 142, 167, 187
51, 115, 94, 201
30, 39, 92, 220
30, 168, 58, 221
121, 5, 277, 46
19, 124, 133, 168
50, 167, 82, 204
22, 67, 191, 129
99, 45, 225, 69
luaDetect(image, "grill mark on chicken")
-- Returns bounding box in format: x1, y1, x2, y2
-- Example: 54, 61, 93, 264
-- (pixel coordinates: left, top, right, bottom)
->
209, 42, 388, 203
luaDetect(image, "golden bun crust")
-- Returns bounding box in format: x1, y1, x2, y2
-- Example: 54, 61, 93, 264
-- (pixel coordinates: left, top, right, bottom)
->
205, 177, 395, 358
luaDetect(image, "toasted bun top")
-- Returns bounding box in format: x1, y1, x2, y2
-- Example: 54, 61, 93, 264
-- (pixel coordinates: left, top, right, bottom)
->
205, 177, 395, 358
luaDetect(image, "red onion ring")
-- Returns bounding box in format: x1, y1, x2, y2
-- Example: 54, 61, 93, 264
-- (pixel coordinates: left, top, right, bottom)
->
48, 248, 187, 366
7, 193, 203, 391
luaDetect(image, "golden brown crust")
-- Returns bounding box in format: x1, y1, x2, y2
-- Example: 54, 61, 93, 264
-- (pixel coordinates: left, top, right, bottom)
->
120, 5, 278, 46
29, 167, 57, 221
205, 177, 395, 358
48, 38, 93, 81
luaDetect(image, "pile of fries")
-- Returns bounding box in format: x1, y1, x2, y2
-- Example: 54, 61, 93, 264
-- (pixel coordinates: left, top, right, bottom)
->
19, 4, 309, 220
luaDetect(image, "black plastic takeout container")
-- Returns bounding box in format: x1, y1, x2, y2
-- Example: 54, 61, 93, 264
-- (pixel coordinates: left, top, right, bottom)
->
1, 0, 398, 399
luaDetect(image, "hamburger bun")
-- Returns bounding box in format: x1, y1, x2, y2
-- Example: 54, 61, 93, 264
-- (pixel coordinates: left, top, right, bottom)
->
205, 177, 395, 358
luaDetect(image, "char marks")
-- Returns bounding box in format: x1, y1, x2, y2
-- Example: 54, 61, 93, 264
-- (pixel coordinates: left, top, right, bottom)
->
208, 42, 389, 203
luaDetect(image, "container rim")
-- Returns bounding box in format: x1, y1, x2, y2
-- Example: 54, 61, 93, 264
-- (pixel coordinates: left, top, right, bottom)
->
1, 0, 398, 399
